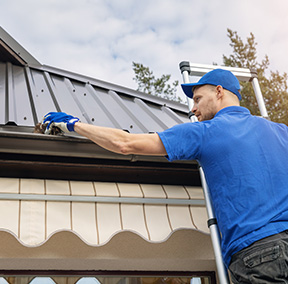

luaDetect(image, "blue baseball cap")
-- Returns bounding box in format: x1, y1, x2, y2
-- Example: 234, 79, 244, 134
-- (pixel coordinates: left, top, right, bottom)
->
181, 68, 242, 100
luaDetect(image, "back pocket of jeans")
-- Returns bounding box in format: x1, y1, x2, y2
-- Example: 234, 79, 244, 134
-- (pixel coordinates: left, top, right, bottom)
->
243, 244, 280, 268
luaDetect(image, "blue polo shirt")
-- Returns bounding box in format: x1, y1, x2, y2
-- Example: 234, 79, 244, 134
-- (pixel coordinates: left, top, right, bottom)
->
158, 106, 288, 267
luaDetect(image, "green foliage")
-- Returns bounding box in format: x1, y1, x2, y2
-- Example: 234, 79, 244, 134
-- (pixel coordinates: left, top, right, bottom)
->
223, 28, 288, 124
132, 62, 181, 102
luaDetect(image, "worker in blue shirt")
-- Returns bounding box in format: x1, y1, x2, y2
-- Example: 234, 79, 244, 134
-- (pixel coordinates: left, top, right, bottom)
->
42, 69, 288, 283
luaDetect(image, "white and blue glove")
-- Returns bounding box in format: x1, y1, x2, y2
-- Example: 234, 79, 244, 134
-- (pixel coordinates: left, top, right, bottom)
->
41, 112, 80, 134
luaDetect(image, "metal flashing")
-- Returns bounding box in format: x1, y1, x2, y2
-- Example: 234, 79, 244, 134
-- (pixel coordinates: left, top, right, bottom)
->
0, 27, 41, 67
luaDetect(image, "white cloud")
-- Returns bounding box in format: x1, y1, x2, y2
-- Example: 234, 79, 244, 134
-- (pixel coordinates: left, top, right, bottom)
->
1, 0, 288, 103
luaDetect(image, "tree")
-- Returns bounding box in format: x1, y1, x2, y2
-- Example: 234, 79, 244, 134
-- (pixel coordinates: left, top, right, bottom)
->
132, 62, 181, 102
223, 28, 288, 124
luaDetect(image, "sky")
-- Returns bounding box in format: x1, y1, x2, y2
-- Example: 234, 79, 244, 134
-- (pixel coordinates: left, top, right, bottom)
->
1, 0, 288, 102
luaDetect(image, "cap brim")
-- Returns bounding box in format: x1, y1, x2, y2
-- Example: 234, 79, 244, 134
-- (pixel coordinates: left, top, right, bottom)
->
182, 83, 242, 101
181, 82, 204, 98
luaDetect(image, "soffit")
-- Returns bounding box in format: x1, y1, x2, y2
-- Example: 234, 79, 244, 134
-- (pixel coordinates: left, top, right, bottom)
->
0, 39, 26, 66
0, 177, 214, 272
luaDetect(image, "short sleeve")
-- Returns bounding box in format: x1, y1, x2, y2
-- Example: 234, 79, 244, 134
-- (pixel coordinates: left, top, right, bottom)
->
157, 122, 204, 162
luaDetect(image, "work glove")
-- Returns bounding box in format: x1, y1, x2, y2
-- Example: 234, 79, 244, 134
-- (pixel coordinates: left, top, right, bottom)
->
41, 112, 80, 134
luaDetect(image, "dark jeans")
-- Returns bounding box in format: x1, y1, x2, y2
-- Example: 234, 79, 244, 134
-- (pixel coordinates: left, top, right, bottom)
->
229, 230, 288, 283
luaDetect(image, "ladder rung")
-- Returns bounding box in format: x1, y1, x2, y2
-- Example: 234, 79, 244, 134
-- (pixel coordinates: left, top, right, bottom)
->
180, 61, 255, 82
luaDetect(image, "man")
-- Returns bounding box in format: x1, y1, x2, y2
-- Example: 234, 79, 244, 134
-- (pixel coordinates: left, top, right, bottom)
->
42, 69, 288, 283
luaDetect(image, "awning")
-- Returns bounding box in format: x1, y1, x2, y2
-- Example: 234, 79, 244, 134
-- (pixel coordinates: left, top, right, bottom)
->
0, 178, 215, 272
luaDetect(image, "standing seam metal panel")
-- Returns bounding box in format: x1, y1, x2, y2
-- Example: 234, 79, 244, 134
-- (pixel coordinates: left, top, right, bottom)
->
0, 63, 6, 125
86, 84, 122, 129
1, 63, 190, 132
8, 64, 34, 126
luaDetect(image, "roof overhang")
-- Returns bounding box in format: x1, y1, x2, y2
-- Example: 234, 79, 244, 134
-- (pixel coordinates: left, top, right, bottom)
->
0, 27, 41, 67
0, 128, 200, 185
0, 39, 27, 66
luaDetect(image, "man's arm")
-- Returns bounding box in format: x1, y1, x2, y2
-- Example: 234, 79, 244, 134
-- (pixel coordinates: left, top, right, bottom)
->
74, 122, 167, 156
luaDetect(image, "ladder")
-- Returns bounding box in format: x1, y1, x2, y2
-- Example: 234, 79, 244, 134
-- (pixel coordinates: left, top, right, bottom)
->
179, 62, 269, 283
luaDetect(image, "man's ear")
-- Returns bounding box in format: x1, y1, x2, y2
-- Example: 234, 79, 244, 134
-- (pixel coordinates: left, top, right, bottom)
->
215, 85, 224, 99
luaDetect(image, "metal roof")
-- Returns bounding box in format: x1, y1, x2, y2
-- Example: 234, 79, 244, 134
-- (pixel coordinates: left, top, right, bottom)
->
0, 62, 189, 130
0, 28, 200, 184
0, 27, 190, 159
0, 25, 189, 132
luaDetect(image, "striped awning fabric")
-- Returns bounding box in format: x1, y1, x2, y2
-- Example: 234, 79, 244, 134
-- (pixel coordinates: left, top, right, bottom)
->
0, 178, 215, 272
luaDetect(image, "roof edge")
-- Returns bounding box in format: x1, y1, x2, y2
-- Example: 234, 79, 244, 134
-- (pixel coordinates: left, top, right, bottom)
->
0, 27, 41, 67
0, 127, 196, 165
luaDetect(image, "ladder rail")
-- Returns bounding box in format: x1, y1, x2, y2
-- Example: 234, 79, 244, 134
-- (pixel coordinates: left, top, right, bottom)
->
251, 77, 269, 118
180, 67, 230, 284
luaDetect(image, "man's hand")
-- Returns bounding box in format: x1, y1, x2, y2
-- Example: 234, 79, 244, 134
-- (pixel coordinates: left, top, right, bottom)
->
41, 112, 80, 134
